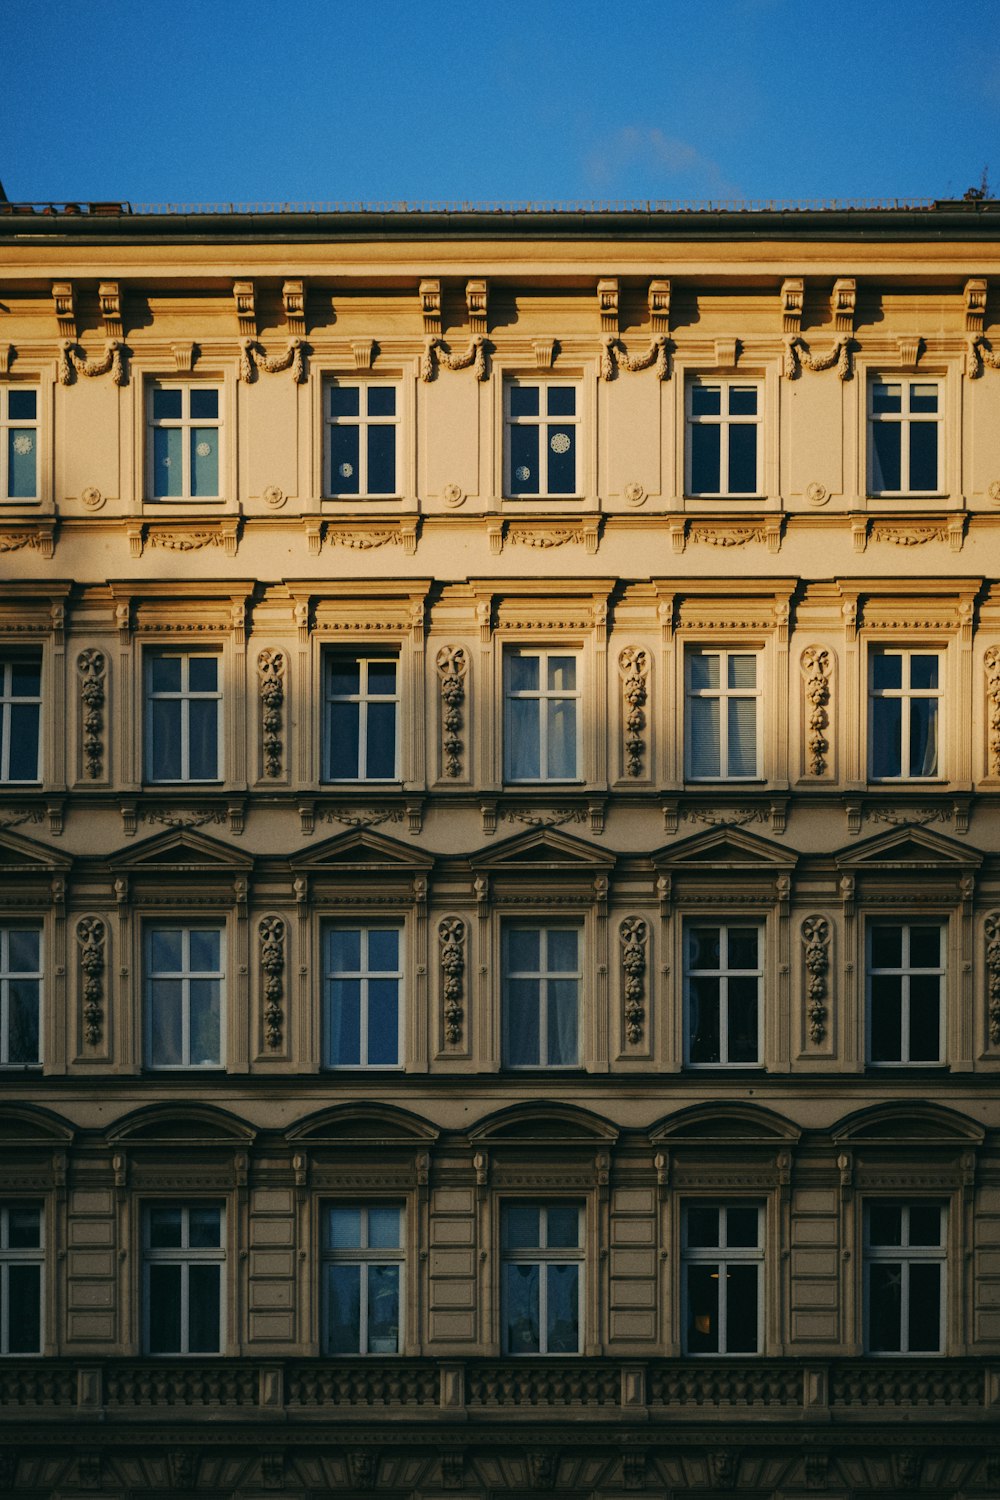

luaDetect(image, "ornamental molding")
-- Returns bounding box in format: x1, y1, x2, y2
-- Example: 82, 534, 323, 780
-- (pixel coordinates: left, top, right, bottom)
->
862, 804, 953, 827
783, 334, 853, 380
801, 915, 830, 1045
506, 523, 600, 554
57, 338, 127, 386
620, 917, 647, 1045
238, 337, 306, 383
76, 916, 106, 1047
259, 916, 285, 1050
257, 649, 285, 779
678, 519, 783, 555
500, 806, 589, 829
129, 522, 240, 559
986, 646, 1000, 777
439, 916, 466, 1046
598, 334, 670, 381
679, 806, 769, 829
317, 806, 406, 829
0, 344, 12, 375
421, 335, 489, 381
77, 649, 107, 780
799, 647, 831, 777
966, 335, 1000, 377
0, 525, 56, 559
985, 913, 1000, 1045
869, 521, 956, 548
618, 647, 648, 778
136, 806, 228, 832
321, 521, 418, 556
435, 646, 468, 779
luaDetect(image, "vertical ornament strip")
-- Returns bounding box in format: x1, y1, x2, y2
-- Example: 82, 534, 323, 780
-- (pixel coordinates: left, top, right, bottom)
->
800, 647, 831, 775
620, 918, 647, 1044
618, 648, 648, 778
985, 914, 1000, 1045
77, 650, 107, 779
439, 917, 465, 1045
801, 916, 830, 1044
259, 917, 285, 1050
986, 647, 1000, 777
76, 918, 105, 1046
258, 650, 285, 778
436, 647, 468, 779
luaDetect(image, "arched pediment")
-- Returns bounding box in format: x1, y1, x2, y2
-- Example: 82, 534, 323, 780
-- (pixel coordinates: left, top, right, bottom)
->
286, 1102, 439, 1146
111, 826, 253, 873
470, 827, 616, 872
468, 1101, 619, 1145
652, 825, 797, 871
0, 1103, 75, 1145
831, 1100, 984, 1147
106, 1103, 256, 1147
0, 827, 72, 874
648, 1101, 801, 1146
290, 827, 434, 872
835, 824, 982, 871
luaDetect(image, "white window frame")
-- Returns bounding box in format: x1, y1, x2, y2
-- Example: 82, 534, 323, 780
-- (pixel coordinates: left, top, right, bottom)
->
146, 381, 222, 501
322, 923, 404, 1070
685, 649, 762, 781
321, 1203, 405, 1355
144, 925, 225, 1071
0, 925, 42, 1068
501, 1202, 584, 1356
502, 925, 581, 1070
0, 1205, 43, 1355
684, 922, 763, 1068
504, 647, 582, 784
863, 1202, 947, 1354
681, 1201, 763, 1356
324, 379, 401, 498
0, 386, 39, 502
322, 651, 401, 783
866, 922, 944, 1066
0, 656, 42, 784
686, 379, 763, 498
144, 650, 223, 784
867, 378, 942, 496
504, 380, 580, 499
143, 1203, 225, 1356
867, 647, 943, 782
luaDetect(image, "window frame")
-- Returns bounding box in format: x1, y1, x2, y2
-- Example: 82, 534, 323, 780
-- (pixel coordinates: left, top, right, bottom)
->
145, 380, 223, 502
685, 378, 763, 499
503, 379, 581, 499
0, 1204, 43, 1355
865, 921, 945, 1067
323, 379, 402, 499
321, 1202, 405, 1355
322, 650, 401, 783
863, 1200, 947, 1355
144, 924, 226, 1072
142, 1201, 226, 1356
144, 649, 223, 785
681, 1200, 764, 1356
322, 921, 405, 1071
867, 646, 943, 783
503, 646, 583, 784
684, 648, 763, 782
867, 377, 943, 497
500, 1201, 585, 1357
0, 655, 42, 785
0, 385, 40, 503
683, 921, 764, 1068
0, 924, 42, 1069
502, 924, 582, 1070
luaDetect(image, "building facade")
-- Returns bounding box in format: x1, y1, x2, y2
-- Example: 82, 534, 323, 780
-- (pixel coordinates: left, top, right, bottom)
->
0, 196, 999, 1496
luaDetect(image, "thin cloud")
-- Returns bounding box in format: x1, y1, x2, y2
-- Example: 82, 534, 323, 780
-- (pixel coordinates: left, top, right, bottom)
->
585, 126, 741, 200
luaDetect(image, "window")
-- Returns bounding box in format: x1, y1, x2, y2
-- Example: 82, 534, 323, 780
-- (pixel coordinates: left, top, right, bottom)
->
0, 926, 41, 1067
502, 1203, 582, 1355
864, 1203, 945, 1353
323, 653, 399, 781
144, 1204, 224, 1355
0, 658, 41, 783
685, 924, 762, 1066
869, 380, 940, 495
685, 650, 760, 780
687, 381, 761, 496
682, 1202, 763, 1355
867, 924, 943, 1065
503, 926, 580, 1068
146, 927, 224, 1069
145, 651, 221, 782
323, 926, 402, 1068
148, 383, 221, 499
0, 1206, 43, 1354
325, 382, 399, 497
505, 382, 578, 497
504, 649, 580, 782
0, 388, 38, 501
323, 1204, 404, 1354
869, 649, 940, 780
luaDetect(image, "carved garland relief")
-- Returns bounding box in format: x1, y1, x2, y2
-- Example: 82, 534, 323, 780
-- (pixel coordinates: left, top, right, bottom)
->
77, 649, 106, 779
435, 646, 468, 779
76, 917, 106, 1047
257, 650, 286, 779
259, 917, 285, 1050
800, 647, 831, 776
439, 917, 466, 1046
620, 917, 648, 1044
57, 340, 127, 386
800, 915, 831, 1045
986, 646, 1000, 778
618, 648, 649, 778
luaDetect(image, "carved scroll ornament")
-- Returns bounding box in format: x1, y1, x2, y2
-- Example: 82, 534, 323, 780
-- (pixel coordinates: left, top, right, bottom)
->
439, 917, 466, 1045
257, 650, 285, 779
620, 918, 647, 1044
618, 647, 648, 778
801, 916, 830, 1044
57, 339, 127, 386
986, 646, 1000, 777
76, 917, 106, 1047
436, 646, 468, 779
800, 647, 831, 776
259, 917, 285, 1050
239, 338, 306, 383
783, 335, 852, 380
77, 649, 106, 779
599, 334, 669, 381
421, 335, 488, 382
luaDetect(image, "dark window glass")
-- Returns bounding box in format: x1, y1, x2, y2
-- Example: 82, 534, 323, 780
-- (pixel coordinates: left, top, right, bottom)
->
868, 1262, 902, 1350
367, 386, 396, 417
908, 1263, 941, 1351
686, 1263, 719, 1352
330, 385, 360, 417
725, 1262, 758, 1352
330, 424, 360, 494
509, 386, 539, 418
547, 387, 575, 417
189, 390, 218, 420
8, 390, 36, 421
870, 975, 902, 1062
367, 424, 396, 493
690, 423, 720, 493
872, 422, 901, 491
546, 426, 576, 493
909, 422, 938, 490
7, 1264, 41, 1353
690, 385, 721, 416
727, 423, 757, 493
509, 424, 538, 494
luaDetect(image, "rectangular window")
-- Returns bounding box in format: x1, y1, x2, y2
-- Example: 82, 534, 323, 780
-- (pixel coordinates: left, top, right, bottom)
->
687, 381, 761, 497
145, 652, 221, 782
323, 653, 399, 781
869, 380, 940, 495
685, 924, 762, 1066
502, 1203, 582, 1355
148, 384, 221, 499
867, 924, 943, 1065
0, 1205, 43, 1355
506, 382, 578, 497
503, 926, 580, 1068
865, 1203, 945, 1353
0, 388, 38, 501
325, 382, 399, 497
146, 927, 224, 1069
144, 1203, 224, 1355
323, 926, 402, 1068
683, 1202, 762, 1355
869, 649, 941, 780
686, 650, 760, 779
505, 649, 580, 782
0, 926, 41, 1067
0, 658, 41, 783
323, 1204, 403, 1354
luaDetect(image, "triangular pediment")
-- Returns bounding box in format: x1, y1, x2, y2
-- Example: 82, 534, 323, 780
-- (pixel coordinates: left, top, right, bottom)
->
649, 1102, 800, 1146
286, 1103, 439, 1145
835, 824, 982, 871
468, 1102, 619, 1145
0, 827, 72, 874
471, 827, 615, 873
112, 827, 253, 872
653, 825, 797, 871
0, 1104, 74, 1145
832, 1101, 984, 1146
291, 826, 434, 872
106, 1103, 256, 1146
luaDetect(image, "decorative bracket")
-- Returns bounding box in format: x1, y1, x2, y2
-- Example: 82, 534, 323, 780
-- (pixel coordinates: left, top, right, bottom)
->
419, 279, 442, 337
98, 282, 123, 339
648, 279, 670, 333
598, 277, 619, 335
832, 277, 856, 334
466, 279, 488, 336
52, 281, 77, 339
965, 277, 987, 334
781, 277, 804, 336
233, 280, 256, 338
283, 279, 306, 335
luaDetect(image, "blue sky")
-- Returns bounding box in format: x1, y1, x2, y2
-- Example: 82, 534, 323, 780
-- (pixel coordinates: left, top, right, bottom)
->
2, 0, 997, 208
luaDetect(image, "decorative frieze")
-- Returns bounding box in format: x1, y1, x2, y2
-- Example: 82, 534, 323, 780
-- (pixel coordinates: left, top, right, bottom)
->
57, 339, 127, 386
799, 647, 831, 776
77, 649, 106, 780
439, 917, 466, 1045
257, 650, 286, 779
259, 917, 285, 1050
801, 916, 830, 1045
435, 646, 467, 779
620, 918, 647, 1045
238, 338, 306, 383
421, 335, 488, 382
618, 647, 648, 778
76, 917, 106, 1047
986, 646, 1000, 777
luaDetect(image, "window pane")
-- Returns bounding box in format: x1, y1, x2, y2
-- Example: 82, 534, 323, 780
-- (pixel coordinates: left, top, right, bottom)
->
503, 1206, 541, 1249
870, 975, 901, 1062
505, 1263, 540, 1352
728, 655, 756, 690
8, 390, 36, 421
188, 699, 219, 780
368, 1264, 400, 1351
188, 1265, 221, 1353
10, 662, 41, 697
868, 1263, 903, 1350
547, 387, 575, 417
330, 979, 361, 1065
190, 429, 218, 496
330, 929, 361, 972
509, 386, 539, 418
689, 697, 721, 778
149, 700, 182, 781
509, 423, 538, 494
148, 1263, 182, 1353
367, 386, 396, 417
365, 700, 397, 778
908, 1206, 942, 1246
505, 978, 540, 1066
871, 653, 902, 691
327, 701, 360, 779
691, 385, 721, 416
727, 423, 757, 493
908, 1263, 941, 1351
546, 979, 578, 1065
728, 385, 758, 416
8, 980, 40, 1063
189, 930, 220, 972
367, 1207, 401, 1249
149, 980, 183, 1066
507, 697, 540, 780
686, 1263, 719, 1352
152, 389, 183, 420
189, 390, 218, 420
149, 654, 182, 694
367, 424, 396, 494
910, 384, 938, 414
689, 654, 719, 691
367, 661, 397, 695
547, 930, 578, 972
367, 980, 399, 1066
328, 1264, 361, 1353
546, 697, 577, 778
367, 928, 399, 972
329, 1207, 362, 1248
149, 1207, 183, 1247
6, 705, 39, 780
8, 1207, 40, 1249
546, 1206, 580, 1248
330, 385, 360, 417
546, 1264, 579, 1352
872, 383, 901, 414
726, 1206, 759, 1248
508, 654, 540, 693
727, 977, 759, 1063
8, 429, 36, 497
685, 1206, 720, 1248
188, 657, 218, 693
726, 928, 758, 970
546, 426, 576, 493
726, 1263, 759, 1352
868, 1205, 903, 1247
908, 976, 941, 1061
870, 926, 902, 969
688, 927, 720, 970
871, 697, 901, 779
188, 1206, 221, 1248
909, 926, 941, 968
909, 421, 938, 490
506, 929, 540, 972
547, 656, 576, 692
7, 1264, 40, 1353
909, 698, 938, 777
872, 422, 901, 491
153, 425, 182, 497
727, 697, 757, 776
688, 976, 720, 1063
690, 422, 721, 493
910, 654, 939, 690
330, 424, 360, 494
189, 980, 221, 1065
